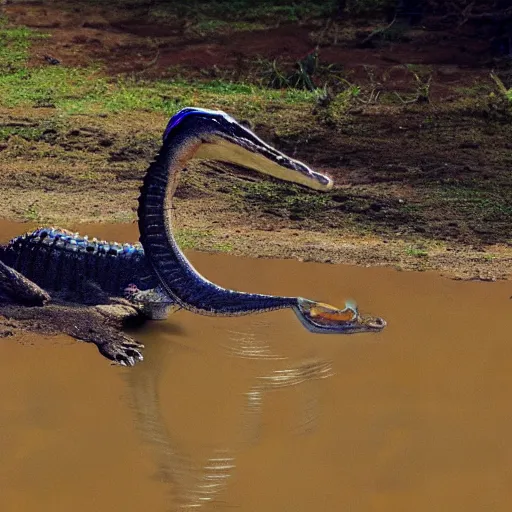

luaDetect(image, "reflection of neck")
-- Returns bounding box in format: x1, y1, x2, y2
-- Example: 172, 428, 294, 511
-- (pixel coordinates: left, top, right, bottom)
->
138, 131, 298, 316
126, 337, 235, 508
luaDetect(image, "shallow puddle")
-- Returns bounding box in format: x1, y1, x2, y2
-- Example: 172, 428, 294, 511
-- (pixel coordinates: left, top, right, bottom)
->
1, 221, 512, 511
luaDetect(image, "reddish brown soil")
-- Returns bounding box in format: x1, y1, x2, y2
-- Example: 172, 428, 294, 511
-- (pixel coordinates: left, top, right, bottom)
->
3, 2, 494, 98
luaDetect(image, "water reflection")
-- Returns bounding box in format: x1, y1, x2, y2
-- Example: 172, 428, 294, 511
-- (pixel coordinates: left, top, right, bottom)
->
125, 318, 335, 509
243, 359, 333, 442
225, 322, 285, 360
124, 331, 239, 510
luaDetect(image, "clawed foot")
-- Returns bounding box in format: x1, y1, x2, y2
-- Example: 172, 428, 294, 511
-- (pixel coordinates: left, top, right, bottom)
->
100, 338, 145, 367
0, 293, 148, 367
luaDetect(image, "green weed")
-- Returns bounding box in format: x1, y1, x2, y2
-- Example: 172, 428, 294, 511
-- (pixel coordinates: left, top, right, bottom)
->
24, 204, 40, 222
315, 86, 360, 125
405, 245, 428, 258
345, 0, 395, 15
175, 228, 212, 250
0, 63, 315, 114
192, 19, 266, 35
0, 17, 47, 73
491, 72, 512, 102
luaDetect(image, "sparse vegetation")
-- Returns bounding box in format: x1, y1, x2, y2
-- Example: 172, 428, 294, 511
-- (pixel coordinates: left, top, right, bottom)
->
314, 85, 360, 125
345, 0, 395, 15
68, 0, 339, 24
490, 72, 512, 103
24, 203, 41, 222
0, 17, 47, 73
175, 228, 233, 252
0, 67, 319, 115
0, 0, 510, 276
405, 245, 428, 258
0, 15, 317, 115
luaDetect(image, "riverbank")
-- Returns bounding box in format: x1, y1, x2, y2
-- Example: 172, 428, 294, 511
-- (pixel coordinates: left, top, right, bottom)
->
0, 1, 511, 280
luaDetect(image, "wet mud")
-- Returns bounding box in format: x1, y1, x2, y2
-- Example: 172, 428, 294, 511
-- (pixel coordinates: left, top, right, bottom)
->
1, 221, 512, 510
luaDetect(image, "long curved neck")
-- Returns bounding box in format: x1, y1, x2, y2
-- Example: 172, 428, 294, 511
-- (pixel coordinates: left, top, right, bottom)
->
138, 130, 298, 316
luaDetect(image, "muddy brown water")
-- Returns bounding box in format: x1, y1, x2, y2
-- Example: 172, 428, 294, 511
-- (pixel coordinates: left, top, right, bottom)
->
1, 221, 512, 511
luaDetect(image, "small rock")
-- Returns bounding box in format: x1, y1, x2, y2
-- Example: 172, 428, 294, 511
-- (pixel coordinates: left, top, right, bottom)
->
43, 55, 61, 65
95, 304, 140, 321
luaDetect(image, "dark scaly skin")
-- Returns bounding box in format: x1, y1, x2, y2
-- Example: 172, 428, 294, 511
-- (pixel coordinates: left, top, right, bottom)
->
0, 259, 50, 306
0, 227, 159, 299
140, 108, 325, 316
0, 227, 174, 316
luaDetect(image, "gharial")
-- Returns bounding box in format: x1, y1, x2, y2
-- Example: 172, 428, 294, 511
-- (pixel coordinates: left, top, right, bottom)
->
139, 108, 386, 333
0, 107, 386, 365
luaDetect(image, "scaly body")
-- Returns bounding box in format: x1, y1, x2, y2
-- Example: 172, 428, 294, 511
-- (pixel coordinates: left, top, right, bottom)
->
0, 227, 173, 318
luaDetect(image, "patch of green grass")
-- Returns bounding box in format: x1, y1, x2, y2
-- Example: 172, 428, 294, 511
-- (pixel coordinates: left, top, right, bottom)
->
0, 64, 316, 115
315, 86, 360, 125
174, 227, 232, 252
0, 14, 315, 115
491, 72, 512, 102
228, 21, 267, 32
24, 204, 40, 222
0, 12, 342, 120
59, 0, 337, 24
433, 185, 512, 219
175, 228, 212, 250
0, 118, 62, 142
0, 16, 47, 73
405, 245, 428, 258
211, 240, 234, 252
193, 19, 230, 33
345, 0, 395, 15
0, 124, 42, 141
455, 83, 494, 98
148, 0, 337, 23
192, 19, 266, 35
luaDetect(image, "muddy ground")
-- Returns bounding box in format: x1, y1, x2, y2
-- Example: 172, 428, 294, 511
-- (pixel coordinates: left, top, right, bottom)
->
0, 1, 511, 280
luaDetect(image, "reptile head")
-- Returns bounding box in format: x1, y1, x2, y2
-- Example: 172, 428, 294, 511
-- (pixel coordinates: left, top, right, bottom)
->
293, 298, 386, 334
124, 284, 177, 320
163, 107, 333, 191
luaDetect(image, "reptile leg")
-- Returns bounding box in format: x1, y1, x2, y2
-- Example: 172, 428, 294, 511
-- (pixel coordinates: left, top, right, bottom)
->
75, 304, 145, 366
0, 302, 145, 366
0, 261, 145, 365
83, 327, 145, 367
0, 260, 50, 305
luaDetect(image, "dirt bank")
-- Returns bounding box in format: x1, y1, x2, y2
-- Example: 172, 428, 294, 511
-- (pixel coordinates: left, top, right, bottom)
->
0, 1, 511, 280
